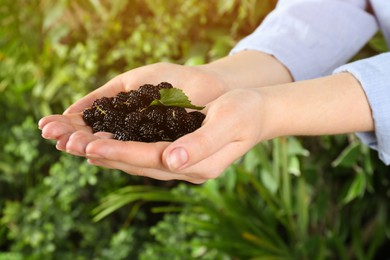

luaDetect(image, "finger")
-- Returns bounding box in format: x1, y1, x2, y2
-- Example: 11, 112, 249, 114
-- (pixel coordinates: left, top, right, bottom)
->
162, 108, 238, 171
84, 139, 170, 169
55, 133, 72, 151
87, 158, 206, 184
94, 132, 114, 139
38, 113, 85, 130
57, 131, 112, 153
41, 120, 91, 141
172, 140, 251, 180
65, 131, 108, 156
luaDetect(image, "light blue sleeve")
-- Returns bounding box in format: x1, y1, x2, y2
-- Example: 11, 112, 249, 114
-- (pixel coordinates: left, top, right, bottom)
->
334, 53, 390, 165
230, 0, 378, 80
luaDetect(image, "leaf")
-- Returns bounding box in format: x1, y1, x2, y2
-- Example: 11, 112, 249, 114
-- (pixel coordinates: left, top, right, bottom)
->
287, 137, 309, 157
288, 156, 301, 176
260, 168, 278, 195
369, 32, 389, 53
331, 142, 360, 168
149, 88, 205, 110
217, 0, 235, 14
184, 55, 205, 66
296, 177, 309, 239
342, 171, 366, 205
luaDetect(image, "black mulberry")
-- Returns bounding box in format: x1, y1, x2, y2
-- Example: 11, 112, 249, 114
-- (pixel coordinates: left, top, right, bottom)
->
82, 82, 205, 142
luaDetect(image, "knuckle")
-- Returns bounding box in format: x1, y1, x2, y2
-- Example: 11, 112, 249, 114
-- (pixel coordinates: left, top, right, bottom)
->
195, 132, 215, 151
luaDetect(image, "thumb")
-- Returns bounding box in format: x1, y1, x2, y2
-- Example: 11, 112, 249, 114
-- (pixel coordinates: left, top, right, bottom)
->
162, 112, 237, 172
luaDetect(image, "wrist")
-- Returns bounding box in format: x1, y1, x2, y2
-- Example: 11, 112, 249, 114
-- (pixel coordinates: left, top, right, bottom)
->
199, 50, 293, 92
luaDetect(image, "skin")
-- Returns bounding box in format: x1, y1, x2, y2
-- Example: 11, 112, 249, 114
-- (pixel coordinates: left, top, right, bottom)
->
38, 50, 374, 183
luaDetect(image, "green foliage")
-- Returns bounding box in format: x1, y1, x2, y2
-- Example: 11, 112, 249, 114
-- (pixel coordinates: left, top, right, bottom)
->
1, 0, 389, 259
1, 0, 277, 258
94, 137, 390, 259
139, 213, 229, 260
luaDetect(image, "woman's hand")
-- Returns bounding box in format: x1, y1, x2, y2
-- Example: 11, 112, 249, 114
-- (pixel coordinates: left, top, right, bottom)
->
39, 62, 227, 152
52, 88, 265, 184
39, 63, 373, 183
38, 51, 294, 183
39, 50, 292, 150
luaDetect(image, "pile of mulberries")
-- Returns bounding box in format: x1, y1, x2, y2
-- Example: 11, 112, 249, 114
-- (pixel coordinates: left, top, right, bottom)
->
82, 82, 205, 142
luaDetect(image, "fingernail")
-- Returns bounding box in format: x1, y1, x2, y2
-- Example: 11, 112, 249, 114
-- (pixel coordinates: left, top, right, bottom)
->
167, 147, 188, 170
37, 120, 43, 130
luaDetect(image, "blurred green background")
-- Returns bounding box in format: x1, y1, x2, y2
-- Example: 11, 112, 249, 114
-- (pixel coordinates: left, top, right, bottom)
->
1, 0, 389, 259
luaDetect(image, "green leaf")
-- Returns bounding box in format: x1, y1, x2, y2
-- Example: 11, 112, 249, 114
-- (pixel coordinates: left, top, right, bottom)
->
150, 88, 205, 110
331, 142, 360, 168
260, 168, 278, 195
369, 32, 389, 53
288, 156, 301, 176
342, 171, 366, 204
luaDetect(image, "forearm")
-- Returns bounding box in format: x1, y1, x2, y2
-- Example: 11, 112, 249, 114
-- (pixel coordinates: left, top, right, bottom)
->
198, 50, 293, 92
258, 72, 374, 141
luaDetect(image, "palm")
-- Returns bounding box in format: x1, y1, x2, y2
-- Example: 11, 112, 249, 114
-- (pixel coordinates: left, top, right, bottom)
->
39, 62, 225, 154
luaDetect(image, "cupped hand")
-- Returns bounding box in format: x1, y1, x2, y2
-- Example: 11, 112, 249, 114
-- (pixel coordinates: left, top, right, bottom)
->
55, 88, 266, 183
39, 62, 227, 152
39, 62, 266, 183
